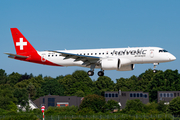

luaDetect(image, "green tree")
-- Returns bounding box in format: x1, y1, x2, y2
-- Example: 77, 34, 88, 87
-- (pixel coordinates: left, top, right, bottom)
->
144, 102, 160, 114
157, 100, 168, 113
75, 90, 85, 97
34, 87, 45, 99
94, 76, 115, 96
27, 82, 36, 99
103, 99, 120, 112
79, 94, 106, 113
13, 88, 29, 107
6, 72, 21, 86
72, 70, 93, 95
0, 69, 7, 84
168, 96, 180, 115
0, 84, 17, 110
41, 76, 65, 96
59, 70, 93, 96
124, 99, 145, 113
58, 74, 77, 95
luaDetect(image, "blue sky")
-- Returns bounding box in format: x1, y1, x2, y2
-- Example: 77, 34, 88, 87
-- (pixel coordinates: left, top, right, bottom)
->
1, 0, 179, 82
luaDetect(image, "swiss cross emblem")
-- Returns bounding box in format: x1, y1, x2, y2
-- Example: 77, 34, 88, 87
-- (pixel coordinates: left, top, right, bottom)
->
16, 38, 27, 50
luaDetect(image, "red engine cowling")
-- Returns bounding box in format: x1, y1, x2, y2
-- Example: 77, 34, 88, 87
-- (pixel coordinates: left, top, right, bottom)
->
101, 58, 134, 71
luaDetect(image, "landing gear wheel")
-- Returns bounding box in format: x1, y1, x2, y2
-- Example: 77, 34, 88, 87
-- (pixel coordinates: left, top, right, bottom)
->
153, 69, 157, 73
87, 71, 94, 76
153, 63, 159, 73
98, 71, 104, 76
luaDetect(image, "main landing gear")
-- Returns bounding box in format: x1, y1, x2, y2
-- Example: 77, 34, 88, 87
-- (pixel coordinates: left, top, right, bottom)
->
98, 70, 104, 76
87, 70, 94, 76
87, 70, 104, 76
87, 64, 104, 76
153, 63, 159, 73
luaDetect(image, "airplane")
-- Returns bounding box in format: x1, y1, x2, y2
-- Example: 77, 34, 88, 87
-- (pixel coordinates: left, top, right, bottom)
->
5, 28, 176, 76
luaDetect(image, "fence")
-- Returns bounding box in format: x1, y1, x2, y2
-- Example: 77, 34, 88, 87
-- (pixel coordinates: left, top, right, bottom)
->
1, 114, 180, 120
36, 114, 178, 120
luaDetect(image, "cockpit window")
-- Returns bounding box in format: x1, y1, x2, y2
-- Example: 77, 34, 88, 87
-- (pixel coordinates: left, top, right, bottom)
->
159, 49, 168, 53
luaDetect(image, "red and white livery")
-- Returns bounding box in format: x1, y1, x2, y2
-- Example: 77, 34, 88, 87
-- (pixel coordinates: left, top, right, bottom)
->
5, 28, 176, 76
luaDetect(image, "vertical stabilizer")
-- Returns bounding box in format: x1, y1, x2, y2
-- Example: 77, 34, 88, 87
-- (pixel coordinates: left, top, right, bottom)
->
10, 28, 36, 56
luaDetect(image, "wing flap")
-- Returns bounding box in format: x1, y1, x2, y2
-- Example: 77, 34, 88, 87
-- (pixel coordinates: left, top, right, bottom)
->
47, 50, 100, 64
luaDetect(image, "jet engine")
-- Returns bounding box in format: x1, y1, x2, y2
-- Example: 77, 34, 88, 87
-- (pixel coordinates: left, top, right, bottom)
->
101, 58, 134, 71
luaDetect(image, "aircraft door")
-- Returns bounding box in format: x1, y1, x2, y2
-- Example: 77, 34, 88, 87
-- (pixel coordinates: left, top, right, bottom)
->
150, 49, 154, 58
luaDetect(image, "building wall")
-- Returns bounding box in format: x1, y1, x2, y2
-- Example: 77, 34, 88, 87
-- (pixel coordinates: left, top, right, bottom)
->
33, 95, 82, 109
105, 91, 149, 109
157, 91, 180, 104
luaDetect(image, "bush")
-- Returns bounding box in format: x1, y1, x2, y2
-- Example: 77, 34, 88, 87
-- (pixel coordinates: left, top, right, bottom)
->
157, 101, 168, 113
0, 114, 37, 120
45, 106, 78, 115
124, 99, 145, 113
168, 96, 180, 115
103, 99, 120, 112
79, 94, 106, 113
77, 107, 95, 115
144, 102, 160, 114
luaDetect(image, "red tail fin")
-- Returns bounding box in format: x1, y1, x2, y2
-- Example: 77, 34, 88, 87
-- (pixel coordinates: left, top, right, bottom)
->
10, 28, 36, 56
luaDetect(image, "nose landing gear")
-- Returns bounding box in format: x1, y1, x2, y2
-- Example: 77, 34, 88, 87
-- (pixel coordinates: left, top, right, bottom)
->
153, 63, 159, 73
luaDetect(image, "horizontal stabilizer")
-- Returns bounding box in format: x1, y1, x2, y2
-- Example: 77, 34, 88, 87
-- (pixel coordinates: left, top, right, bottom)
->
4, 53, 28, 59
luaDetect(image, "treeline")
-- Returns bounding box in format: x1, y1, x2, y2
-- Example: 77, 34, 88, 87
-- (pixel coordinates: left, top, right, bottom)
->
0, 68, 180, 112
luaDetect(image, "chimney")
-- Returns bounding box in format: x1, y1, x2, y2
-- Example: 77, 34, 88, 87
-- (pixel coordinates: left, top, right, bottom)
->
119, 90, 121, 96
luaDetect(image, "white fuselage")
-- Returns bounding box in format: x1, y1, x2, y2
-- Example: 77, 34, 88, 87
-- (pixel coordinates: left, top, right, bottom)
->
37, 47, 176, 68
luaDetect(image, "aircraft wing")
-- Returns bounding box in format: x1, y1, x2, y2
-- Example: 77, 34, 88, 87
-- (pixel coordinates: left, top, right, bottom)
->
48, 50, 100, 66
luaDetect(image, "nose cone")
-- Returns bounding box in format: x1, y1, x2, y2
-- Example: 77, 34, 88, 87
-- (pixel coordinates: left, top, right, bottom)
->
169, 54, 176, 61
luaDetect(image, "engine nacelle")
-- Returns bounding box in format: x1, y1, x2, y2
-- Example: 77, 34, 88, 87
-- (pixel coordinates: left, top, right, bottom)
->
101, 58, 134, 71
117, 64, 135, 71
